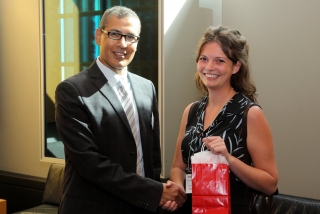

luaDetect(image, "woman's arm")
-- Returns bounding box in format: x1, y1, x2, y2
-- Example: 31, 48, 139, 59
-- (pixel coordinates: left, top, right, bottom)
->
204, 106, 278, 195
169, 103, 194, 188
246, 106, 278, 193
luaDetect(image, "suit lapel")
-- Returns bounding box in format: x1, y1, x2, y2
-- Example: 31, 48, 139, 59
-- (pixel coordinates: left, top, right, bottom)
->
128, 73, 149, 146
88, 62, 132, 133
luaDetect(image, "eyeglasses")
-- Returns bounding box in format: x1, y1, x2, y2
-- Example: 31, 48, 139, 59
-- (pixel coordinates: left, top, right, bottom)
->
100, 29, 140, 43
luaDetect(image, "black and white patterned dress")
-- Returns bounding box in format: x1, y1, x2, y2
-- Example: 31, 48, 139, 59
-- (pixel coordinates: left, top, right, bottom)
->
180, 92, 256, 213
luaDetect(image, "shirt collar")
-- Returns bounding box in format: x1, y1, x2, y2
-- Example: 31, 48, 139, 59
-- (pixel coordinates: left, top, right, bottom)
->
199, 92, 249, 121
223, 92, 253, 117
227, 92, 244, 115
96, 57, 129, 87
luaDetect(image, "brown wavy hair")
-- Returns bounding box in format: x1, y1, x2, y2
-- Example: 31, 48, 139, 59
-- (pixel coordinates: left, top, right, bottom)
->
195, 26, 257, 102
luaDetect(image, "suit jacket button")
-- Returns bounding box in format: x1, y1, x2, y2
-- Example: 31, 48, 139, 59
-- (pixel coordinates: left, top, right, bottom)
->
131, 152, 136, 158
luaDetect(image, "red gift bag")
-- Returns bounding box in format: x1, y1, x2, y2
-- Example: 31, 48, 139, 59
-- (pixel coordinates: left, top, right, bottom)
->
191, 152, 231, 214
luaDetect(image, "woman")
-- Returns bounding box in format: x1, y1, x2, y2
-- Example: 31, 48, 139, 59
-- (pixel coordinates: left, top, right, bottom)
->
167, 26, 278, 213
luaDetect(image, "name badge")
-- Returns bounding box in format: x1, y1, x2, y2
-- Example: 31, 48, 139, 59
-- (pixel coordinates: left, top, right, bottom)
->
186, 174, 192, 193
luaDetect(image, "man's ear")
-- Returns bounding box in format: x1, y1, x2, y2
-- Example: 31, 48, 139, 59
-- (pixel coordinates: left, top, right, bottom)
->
95, 28, 101, 45
232, 61, 241, 74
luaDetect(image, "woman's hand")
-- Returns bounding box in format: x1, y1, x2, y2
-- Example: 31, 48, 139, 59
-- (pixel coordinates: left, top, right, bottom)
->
202, 136, 231, 160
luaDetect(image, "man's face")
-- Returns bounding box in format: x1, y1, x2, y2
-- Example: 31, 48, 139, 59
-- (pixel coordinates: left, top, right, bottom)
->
95, 15, 140, 75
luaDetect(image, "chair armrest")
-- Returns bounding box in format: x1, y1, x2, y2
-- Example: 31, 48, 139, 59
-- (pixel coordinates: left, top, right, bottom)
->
42, 163, 65, 205
0, 199, 6, 214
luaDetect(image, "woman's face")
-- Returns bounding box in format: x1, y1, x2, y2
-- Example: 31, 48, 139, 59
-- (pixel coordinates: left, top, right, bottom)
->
197, 41, 240, 90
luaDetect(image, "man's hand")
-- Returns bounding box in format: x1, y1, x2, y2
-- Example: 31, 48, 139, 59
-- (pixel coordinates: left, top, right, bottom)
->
159, 180, 186, 211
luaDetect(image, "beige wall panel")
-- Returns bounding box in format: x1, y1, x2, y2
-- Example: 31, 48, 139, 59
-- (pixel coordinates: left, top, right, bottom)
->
223, 0, 320, 199
161, 0, 212, 177
0, 0, 51, 177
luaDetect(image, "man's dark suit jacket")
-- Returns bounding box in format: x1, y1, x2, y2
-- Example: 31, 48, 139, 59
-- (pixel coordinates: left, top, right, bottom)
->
55, 61, 163, 214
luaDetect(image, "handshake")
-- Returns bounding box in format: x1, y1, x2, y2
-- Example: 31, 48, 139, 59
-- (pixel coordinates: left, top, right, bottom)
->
159, 180, 187, 212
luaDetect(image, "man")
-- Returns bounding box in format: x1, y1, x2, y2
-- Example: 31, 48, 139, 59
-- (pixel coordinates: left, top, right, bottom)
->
55, 6, 185, 214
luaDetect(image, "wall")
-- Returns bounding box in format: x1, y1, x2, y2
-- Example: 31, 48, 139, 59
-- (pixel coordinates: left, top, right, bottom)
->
0, 0, 51, 177
160, 0, 212, 179
1, 0, 320, 200
222, 0, 320, 199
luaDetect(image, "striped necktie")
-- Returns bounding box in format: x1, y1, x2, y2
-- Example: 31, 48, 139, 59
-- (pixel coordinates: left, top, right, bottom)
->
116, 81, 143, 176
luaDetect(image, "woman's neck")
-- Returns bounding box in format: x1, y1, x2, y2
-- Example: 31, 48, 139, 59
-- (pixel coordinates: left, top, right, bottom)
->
207, 87, 235, 107
202, 87, 235, 130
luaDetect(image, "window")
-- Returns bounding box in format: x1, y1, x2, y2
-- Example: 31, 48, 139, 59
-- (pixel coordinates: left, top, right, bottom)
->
43, 0, 158, 159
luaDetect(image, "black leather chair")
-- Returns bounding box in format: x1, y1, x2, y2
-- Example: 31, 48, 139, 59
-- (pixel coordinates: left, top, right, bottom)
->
271, 193, 320, 214
13, 163, 64, 214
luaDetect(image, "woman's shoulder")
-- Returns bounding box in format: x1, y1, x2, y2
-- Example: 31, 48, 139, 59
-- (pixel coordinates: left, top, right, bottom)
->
235, 92, 260, 108
189, 101, 201, 113
182, 100, 203, 124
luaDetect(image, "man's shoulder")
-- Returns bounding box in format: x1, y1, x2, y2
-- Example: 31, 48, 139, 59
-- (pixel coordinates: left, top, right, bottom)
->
128, 72, 148, 80
128, 72, 152, 85
58, 69, 90, 87
61, 61, 101, 85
